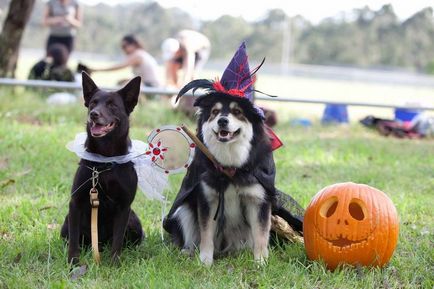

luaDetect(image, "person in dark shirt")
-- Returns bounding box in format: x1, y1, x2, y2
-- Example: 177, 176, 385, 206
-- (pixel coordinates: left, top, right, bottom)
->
43, 0, 82, 53
29, 43, 74, 82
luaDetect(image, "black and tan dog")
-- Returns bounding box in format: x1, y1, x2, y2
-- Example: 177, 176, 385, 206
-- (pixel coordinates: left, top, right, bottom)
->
61, 72, 144, 264
163, 43, 303, 266
164, 91, 282, 266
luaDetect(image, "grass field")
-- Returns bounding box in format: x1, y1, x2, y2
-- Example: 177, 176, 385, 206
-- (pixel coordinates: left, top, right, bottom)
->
0, 87, 433, 288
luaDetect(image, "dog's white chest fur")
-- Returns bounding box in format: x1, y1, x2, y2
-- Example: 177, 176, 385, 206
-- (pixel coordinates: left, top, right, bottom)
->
203, 138, 252, 168
202, 182, 266, 251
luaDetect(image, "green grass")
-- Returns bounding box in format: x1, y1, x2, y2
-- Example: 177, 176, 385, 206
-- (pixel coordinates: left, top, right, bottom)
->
0, 89, 433, 288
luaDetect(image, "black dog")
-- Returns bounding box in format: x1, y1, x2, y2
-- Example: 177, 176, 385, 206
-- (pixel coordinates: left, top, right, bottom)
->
61, 72, 144, 264
76, 63, 91, 75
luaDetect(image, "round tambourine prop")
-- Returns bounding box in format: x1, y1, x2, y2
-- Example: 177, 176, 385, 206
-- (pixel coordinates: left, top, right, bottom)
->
146, 125, 195, 174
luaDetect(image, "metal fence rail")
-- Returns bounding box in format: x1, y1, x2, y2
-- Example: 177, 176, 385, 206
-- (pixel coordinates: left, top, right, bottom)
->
1, 78, 433, 111
0, 78, 179, 95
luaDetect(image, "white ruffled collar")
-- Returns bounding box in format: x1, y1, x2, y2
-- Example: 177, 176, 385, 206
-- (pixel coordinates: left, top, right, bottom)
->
66, 132, 168, 201
66, 132, 147, 164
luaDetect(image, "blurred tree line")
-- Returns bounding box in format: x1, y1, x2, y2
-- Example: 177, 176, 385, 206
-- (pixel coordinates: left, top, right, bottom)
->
1, 1, 433, 72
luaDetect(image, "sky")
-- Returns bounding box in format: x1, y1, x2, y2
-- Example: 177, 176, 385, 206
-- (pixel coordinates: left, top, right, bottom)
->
84, 0, 433, 23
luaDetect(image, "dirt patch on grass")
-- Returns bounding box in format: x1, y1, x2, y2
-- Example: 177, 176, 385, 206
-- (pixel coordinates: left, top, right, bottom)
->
15, 115, 43, 126
0, 157, 9, 170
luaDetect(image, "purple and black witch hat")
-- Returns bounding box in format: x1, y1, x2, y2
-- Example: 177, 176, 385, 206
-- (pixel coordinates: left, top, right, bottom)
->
176, 42, 268, 118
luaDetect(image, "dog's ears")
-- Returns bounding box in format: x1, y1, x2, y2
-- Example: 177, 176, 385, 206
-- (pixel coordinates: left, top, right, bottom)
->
117, 76, 141, 114
193, 94, 207, 108
82, 71, 98, 107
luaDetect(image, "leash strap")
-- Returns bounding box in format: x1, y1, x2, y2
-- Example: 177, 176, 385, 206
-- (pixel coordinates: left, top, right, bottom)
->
90, 168, 101, 264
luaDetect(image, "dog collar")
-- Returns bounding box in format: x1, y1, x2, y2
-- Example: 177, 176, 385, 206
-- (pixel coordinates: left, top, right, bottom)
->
215, 164, 237, 177
67, 132, 168, 201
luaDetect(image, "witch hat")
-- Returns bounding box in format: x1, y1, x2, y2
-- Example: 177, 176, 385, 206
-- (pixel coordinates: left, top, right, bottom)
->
177, 42, 268, 114
216, 42, 255, 99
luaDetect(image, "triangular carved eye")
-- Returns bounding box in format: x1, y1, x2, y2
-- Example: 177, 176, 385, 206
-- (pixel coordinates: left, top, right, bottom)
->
320, 197, 338, 218
349, 199, 366, 221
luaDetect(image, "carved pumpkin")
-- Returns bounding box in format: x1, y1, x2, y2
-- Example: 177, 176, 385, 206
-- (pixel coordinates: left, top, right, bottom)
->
303, 182, 399, 270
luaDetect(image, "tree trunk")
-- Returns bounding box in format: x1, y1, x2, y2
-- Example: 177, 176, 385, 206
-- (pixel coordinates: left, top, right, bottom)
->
0, 0, 35, 78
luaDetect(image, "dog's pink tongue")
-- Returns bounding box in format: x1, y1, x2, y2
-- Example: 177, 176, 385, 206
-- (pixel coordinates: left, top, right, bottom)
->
91, 124, 105, 135
220, 130, 229, 137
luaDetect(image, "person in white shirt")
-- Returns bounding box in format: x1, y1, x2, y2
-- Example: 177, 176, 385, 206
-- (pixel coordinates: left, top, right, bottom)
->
92, 35, 161, 87
162, 30, 211, 88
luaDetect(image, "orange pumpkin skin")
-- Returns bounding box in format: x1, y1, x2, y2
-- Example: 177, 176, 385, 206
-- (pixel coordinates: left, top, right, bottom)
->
303, 182, 399, 270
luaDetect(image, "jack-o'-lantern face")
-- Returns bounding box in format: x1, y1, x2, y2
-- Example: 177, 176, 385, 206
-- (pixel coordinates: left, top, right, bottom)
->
304, 182, 399, 270
315, 194, 377, 249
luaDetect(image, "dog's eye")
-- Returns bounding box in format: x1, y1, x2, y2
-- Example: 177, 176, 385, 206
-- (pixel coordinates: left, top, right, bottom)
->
232, 109, 241, 115
212, 109, 220, 115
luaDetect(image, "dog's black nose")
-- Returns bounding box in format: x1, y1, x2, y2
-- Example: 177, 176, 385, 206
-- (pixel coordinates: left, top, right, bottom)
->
90, 110, 100, 120
217, 117, 229, 128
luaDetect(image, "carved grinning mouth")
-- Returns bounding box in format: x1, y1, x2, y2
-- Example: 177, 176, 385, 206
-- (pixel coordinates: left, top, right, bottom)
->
90, 121, 116, 137
314, 223, 376, 251
328, 235, 367, 248
213, 128, 241, 142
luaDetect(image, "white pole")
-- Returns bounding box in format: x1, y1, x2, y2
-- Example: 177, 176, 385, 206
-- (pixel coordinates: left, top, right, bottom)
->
281, 16, 291, 75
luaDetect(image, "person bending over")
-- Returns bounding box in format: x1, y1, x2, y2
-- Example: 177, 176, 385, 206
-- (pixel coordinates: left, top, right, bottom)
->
162, 30, 211, 88
91, 35, 161, 87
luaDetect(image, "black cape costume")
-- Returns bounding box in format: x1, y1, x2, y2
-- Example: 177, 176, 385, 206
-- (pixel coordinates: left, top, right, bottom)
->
163, 146, 305, 238
163, 42, 304, 242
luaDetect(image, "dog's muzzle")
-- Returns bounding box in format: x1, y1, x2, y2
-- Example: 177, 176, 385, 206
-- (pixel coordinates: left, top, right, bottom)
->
217, 117, 229, 128
88, 110, 116, 138
213, 117, 241, 142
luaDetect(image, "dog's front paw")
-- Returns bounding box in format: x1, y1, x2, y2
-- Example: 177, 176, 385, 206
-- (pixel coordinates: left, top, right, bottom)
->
254, 247, 269, 266
254, 255, 268, 267
68, 255, 80, 266
110, 252, 122, 266
199, 251, 214, 266
181, 247, 194, 257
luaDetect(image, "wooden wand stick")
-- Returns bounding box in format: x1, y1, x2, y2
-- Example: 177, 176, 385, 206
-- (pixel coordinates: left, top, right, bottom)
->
181, 124, 233, 178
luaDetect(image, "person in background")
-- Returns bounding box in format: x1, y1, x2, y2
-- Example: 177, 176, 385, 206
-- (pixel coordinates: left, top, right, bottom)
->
28, 43, 74, 82
162, 30, 211, 88
43, 0, 82, 54
91, 35, 161, 87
